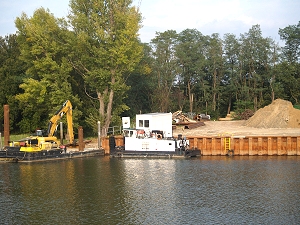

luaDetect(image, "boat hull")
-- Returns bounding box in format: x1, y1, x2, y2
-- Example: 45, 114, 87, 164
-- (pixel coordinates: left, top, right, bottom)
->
110, 143, 201, 158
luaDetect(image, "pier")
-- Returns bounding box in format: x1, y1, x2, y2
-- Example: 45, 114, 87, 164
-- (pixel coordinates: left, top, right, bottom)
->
102, 135, 300, 156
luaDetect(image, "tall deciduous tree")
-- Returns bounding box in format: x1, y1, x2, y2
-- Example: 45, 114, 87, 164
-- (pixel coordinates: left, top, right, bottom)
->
0, 34, 26, 132
238, 25, 273, 111
68, 0, 143, 136
206, 33, 224, 114
223, 33, 240, 114
176, 29, 207, 113
15, 8, 81, 133
150, 30, 178, 112
279, 21, 300, 63
278, 21, 300, 103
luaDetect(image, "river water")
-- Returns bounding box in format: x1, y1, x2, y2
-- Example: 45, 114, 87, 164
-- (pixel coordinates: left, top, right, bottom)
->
0, 156, 299, 225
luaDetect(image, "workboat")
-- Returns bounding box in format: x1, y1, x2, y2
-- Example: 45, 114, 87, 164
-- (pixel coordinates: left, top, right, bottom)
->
110, 113, 201, 158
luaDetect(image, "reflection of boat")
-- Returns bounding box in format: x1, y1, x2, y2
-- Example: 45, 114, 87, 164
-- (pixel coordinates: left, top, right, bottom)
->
110, 113, 201, 158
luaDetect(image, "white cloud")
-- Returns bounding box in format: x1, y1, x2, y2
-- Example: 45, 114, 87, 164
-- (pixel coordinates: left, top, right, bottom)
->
1, 0, 299, 43
137, 0, 299, 43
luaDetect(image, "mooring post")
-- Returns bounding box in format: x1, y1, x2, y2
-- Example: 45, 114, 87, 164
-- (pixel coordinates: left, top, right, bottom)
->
4, 104, 9, 146
78, 126, 84, 151
0, 132, 2, 150
98, 121, 101, 149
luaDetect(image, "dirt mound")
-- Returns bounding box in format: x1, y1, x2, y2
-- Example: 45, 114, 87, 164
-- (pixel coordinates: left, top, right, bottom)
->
245, 99, 300, 128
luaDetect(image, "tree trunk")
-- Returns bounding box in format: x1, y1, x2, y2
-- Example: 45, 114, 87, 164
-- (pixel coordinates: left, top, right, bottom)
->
188, 81, 193, 113
97, 76, 115, 137
213, 68, 217, 111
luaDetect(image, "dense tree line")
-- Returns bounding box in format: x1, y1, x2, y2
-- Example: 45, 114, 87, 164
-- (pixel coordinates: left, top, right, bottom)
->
0, 0, 299, 137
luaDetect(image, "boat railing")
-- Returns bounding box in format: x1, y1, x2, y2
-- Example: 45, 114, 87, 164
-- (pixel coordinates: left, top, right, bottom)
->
107, 126, 123, 136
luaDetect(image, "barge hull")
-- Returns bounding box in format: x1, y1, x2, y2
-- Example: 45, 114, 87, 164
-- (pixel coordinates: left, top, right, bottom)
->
110, 149, 201, 158
0, 148, 104, 162
102, 135, 300, 156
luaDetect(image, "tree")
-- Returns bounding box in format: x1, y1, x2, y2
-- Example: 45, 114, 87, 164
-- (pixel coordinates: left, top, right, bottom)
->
206, 33, 224, 115
150, 30, 178, 112
223, 33, 240, 114
68, 0, 143, 136
175, 29, 207, 113
278, 21, 300, 104
0, 34, 26, 132
238, 25, 273, 111
279, 21, 300, 63
124, 43, 153, 116
15, 8, 81, 133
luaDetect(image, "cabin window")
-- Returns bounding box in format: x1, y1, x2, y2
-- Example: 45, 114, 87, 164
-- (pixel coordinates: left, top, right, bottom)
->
139, 120, 143, 127
139, 119, 150, 128
130, 131, 134, 137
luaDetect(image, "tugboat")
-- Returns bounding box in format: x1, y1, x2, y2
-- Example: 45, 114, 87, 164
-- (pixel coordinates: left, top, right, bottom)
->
110, 113, 201, 158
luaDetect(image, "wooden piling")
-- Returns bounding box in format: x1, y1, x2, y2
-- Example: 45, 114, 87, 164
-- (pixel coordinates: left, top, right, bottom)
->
78, 126, 84, 151
4, 105, 9, 146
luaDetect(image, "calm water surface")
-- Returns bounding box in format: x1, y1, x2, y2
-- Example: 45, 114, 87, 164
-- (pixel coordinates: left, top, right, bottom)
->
0, 156, 299, 224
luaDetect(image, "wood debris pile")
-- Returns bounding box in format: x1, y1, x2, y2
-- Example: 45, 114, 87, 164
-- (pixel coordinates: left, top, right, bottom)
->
172, 111, 197, 124
172, 111, 205, 129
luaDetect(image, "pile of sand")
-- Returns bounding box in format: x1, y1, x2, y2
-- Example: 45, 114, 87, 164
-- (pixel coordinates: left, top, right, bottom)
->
245, 99, 300, 128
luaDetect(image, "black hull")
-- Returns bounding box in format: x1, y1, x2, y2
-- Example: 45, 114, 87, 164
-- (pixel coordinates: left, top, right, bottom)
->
0, 148, 104, 162
111, 148, 201, 158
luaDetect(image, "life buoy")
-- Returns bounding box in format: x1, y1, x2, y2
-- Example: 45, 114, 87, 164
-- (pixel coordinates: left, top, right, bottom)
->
137, 130, 145, 135
157, 134, 162, 140
137, 130, 145, 138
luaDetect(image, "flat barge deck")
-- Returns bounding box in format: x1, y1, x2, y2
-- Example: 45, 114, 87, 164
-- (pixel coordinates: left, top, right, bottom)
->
0, 148, 104, 163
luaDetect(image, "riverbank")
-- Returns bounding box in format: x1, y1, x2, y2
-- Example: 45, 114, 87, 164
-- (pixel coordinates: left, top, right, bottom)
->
172, 120, 300, 137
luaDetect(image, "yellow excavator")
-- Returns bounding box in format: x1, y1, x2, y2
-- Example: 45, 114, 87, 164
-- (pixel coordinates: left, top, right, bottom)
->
9, 100, 74, 152
47, 100, 74, 144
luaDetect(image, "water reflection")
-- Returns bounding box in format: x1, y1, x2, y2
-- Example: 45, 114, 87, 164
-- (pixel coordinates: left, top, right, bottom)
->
0, 156, 299, 224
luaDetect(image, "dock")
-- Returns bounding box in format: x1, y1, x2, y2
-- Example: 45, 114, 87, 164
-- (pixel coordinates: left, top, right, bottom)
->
101, 135, 300, 156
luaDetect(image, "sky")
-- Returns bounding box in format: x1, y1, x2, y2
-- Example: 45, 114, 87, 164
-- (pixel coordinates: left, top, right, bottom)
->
0, 0, 299, 44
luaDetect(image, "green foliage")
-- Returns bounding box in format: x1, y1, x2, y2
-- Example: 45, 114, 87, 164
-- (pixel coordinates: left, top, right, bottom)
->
294, 104, 300, 110
69, 0, 143, 135
14, 8, 81, 133
1, 6, 300, 136
149, 30, 178, 112
0, 34, 26, 131
279, 21, 300, 63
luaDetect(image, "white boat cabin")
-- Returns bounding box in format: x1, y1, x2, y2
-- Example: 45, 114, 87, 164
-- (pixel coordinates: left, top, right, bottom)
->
122, 113, 177, 152
123, 113, 173, 138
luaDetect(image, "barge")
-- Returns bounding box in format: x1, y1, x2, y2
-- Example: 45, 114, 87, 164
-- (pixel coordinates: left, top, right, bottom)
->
0, 136, 103, 163
0, 146, 104, 162
110, 113, 201, 158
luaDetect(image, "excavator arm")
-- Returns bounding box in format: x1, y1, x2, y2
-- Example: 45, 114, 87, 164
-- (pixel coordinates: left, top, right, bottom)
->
47, 100, 74, 144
